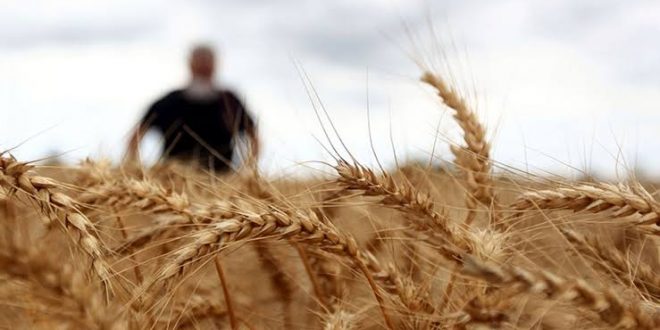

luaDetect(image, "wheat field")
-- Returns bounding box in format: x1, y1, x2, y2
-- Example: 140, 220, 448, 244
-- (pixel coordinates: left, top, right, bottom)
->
0, 71, 658, 329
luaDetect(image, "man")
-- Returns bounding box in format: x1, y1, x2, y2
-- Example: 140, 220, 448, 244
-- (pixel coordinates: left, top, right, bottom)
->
127, 45, 259, 172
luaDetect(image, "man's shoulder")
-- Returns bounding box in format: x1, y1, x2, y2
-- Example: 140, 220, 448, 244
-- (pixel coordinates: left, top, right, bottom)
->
151, 89, 185, 108
160, 89, 186, 101
217, 89, 239, 99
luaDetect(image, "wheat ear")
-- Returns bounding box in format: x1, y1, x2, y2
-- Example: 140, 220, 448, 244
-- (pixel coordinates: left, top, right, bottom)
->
513, 183, 660, 234
421, 72, 495, 225
462, 255, 659, 329
137, 206, 395, 329
335, 160, 469, 258
0, 246, 127, 328
562, 229, 660, 301
0, 154, 112, 291
363, 251, 435, 314
323, 309, 357, 330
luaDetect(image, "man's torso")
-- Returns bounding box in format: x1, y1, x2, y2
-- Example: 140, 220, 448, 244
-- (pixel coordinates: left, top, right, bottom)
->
143, 90, 248, 168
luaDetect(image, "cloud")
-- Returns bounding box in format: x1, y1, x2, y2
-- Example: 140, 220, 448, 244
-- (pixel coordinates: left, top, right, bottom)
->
187, 0, 428, 69
0, 0, 162, 49
526, 1, 660, 84
2, 0, 660, 178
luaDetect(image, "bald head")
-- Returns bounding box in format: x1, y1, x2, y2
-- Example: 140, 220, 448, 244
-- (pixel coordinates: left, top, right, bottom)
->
188, 45, 216, 81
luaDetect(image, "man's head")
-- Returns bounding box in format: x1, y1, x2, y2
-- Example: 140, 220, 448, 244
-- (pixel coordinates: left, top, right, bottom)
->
188, 45, 216, 81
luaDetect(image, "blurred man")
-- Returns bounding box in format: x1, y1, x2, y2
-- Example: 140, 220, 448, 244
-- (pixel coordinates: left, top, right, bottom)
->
127, 45, 259, 172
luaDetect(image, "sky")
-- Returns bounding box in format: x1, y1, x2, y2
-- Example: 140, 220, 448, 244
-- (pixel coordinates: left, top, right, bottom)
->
1, 0, 660, 179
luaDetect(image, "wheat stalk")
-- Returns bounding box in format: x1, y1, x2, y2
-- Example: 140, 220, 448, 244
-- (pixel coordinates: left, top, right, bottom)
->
254, 241, 294, 327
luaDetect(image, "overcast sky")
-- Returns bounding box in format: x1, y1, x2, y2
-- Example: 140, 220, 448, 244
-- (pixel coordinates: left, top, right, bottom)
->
1, 0, 660, 178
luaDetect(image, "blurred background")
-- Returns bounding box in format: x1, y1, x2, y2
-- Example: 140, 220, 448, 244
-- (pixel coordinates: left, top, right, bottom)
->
1, 0, 660, 179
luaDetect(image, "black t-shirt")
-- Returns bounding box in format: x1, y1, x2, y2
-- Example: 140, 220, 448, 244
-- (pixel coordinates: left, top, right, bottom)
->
141, 89, 255, 170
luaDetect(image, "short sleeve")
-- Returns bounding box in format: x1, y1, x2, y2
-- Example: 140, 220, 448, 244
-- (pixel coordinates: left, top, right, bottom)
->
223, 91, 256, 134
140, 94, 172, 132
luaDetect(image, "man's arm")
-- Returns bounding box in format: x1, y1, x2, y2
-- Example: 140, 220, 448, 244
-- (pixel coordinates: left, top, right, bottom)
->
245, 124, 260, 166
125, 96, 165, 163
125, 123, 147, 163
226, 91, 260, 166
